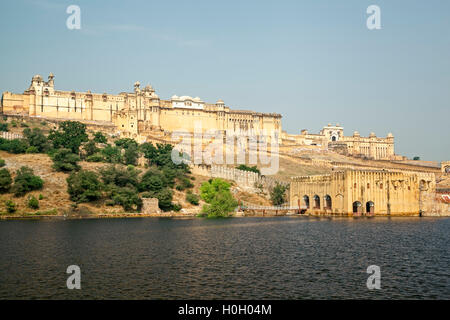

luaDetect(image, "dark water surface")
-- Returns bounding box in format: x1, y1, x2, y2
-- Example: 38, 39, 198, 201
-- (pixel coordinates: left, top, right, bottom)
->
0, 217, 448, 299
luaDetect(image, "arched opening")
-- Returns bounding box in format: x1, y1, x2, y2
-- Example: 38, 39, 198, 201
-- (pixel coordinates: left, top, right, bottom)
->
313, 195, 320, 209
445, 166, 450, 173
366, 201, 374, 215
324, 195, 332, 209
302, 195, 310, 209
419, 180, 428, 191
331, 136, 336, 141
352, 201, 362, 214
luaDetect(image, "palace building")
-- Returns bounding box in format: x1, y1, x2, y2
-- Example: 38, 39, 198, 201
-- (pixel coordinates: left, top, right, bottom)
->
1, 73, 282, 142
290, 169, 436, 216
282, 123, 396, 160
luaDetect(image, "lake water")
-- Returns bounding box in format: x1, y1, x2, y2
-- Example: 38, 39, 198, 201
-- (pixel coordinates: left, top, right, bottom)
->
0, 217, 448, 299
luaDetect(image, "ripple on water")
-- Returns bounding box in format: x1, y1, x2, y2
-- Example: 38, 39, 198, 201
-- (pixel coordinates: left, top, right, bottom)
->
0, 217, 449, 299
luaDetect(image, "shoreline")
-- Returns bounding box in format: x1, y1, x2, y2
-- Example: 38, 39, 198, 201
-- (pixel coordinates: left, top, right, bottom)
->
1, 212, 449, 220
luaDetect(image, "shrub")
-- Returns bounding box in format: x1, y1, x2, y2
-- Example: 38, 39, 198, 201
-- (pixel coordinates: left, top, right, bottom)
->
0, 139, 28, 154
66, 170, 102, 203
12, 166, 44, 197
200, 189, 237, 218
270, 183, 289, 206
93, 132, 107, 144
48, 121, 88, 153
6, 200, 17, 213
200, 178, 231, 203
107, 186, 142, 212
86, 153, 104, 162
26, 146, 39, 154
38, 194, 44, 200
0, 159, 5, 167
172, 203, 182, 212
11, 121, 17, 128
0, 123, 8, 131
199, 178, 237, 217
236, 164, 260, 174
138, 168, 166, 192
100, 165, 140, 189
178, 176, 194, 190
0, 168, 12, 193
23, 127, 50, 153
141, 192, 153, 198
82, 140, 99, 158
114, 138, 138, 150
27, 196, 39, 209
20, 122, 29, 128
123, 143, 139, 166
186, 192, 200, 205
51, 148, 80, 172
154, 188, 174, 211
101, 145, 122, 163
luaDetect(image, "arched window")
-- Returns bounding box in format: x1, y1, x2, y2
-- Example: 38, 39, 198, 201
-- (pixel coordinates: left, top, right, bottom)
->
303, 195, 310, 209
352, 201, 362, 214
366, 201, 375, 215
313, 195, 320, 209
324, 195, 332, 209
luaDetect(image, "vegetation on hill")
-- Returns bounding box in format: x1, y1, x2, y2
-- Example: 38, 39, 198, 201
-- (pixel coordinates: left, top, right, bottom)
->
0, 118, 239, 216
11, 166, 44, 197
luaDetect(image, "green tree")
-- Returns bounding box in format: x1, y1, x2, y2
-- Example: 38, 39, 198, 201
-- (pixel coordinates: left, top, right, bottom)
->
139, 142, 158, 162
0, 123, 8, 132
154, 188, 174, 211
186, 192, 200, 206
27, 196, 39, 209
199, 178, 237, 217
270, 183, 288, 206
138, 168, 165, 192
82, 140, 99, 158
66, 170, 103, 203
201, 189, 237, 218
107, 185, 142, 212
114, 138, 138, 150
0, 168, 12, 193
51, 148, 81, 172
100, 165, 140, 189
101, 144, 122, 163
23, 128, 49, 152
6, 200, 17, 213
48, 121, 88, 153
0, 159, 5, 167
12, 166, 44, 197
0, 139, 28, 154
123, 143, 139, 166
93, 131, 107, 144
200, 178, 232, 203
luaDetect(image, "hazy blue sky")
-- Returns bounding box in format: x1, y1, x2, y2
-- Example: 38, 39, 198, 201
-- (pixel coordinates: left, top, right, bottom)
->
0, 0, 449, 161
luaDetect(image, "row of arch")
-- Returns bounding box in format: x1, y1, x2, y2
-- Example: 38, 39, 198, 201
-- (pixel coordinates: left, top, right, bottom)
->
301, 195, 375, 214
352, 201, 375, 215
302, 195, 332, 210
